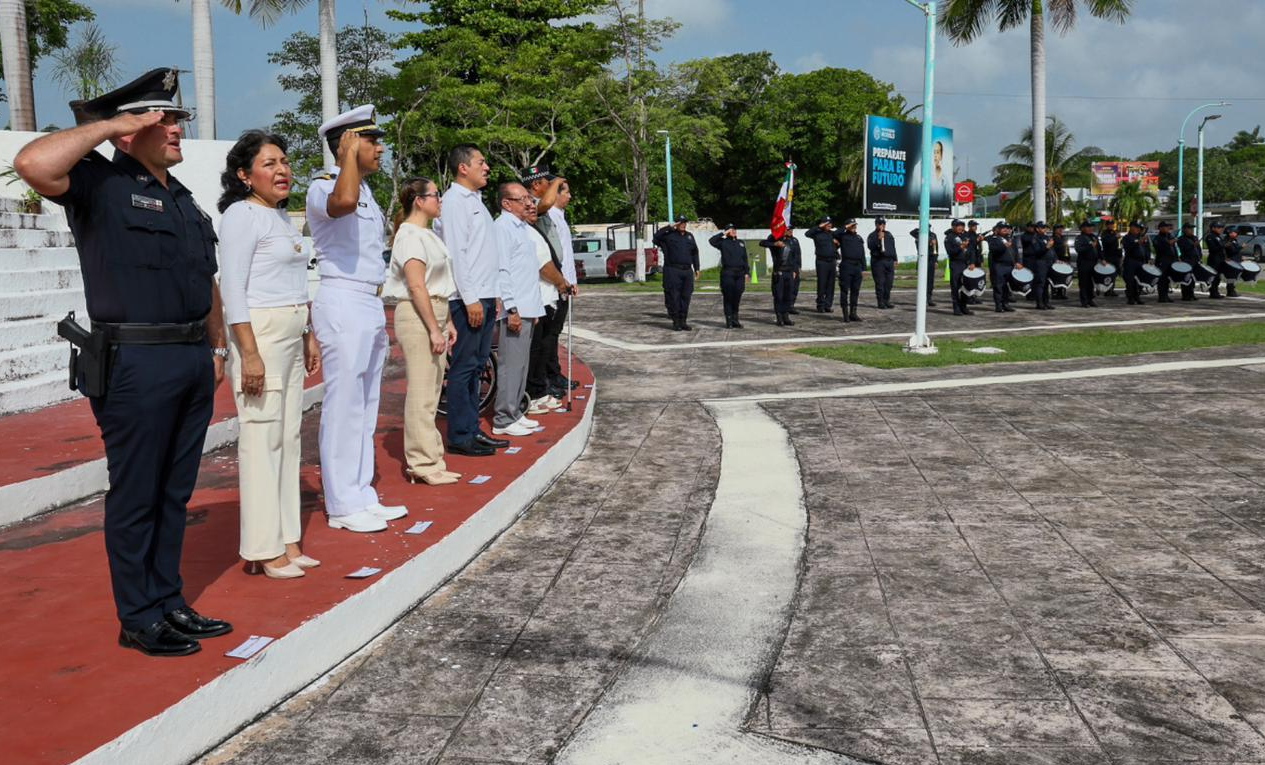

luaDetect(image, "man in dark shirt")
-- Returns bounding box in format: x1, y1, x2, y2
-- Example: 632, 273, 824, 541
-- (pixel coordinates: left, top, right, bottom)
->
759, 229, 799, 326
653, 215, 700, 330
965, 220, 984, 304
1122, 220, 1150, 305
944, 219, 972, 316
833, 219, 867, 322
867, 218, 897, 309
1073, 220, 1101, 308
1176, 222, 1201, 301
1205, 221, 1227, 299
15, 68, 231, 657
986, 222, 1019, 312
911, 227, 940, 307
1099, 219, 1122, 297
804, 217, 839, 312
1153, 220, 1177, 303
1024, 221, 1055, 310
1225, 228, 1244, 297
709, 224, 751, 328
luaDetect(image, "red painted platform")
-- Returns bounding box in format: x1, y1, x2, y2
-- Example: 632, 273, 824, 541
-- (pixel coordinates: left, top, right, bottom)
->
0, 319, 593, 765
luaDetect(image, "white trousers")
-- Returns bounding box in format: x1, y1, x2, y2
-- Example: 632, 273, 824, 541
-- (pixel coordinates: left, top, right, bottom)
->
313, 284, 388, 517
229, 304, 308, 560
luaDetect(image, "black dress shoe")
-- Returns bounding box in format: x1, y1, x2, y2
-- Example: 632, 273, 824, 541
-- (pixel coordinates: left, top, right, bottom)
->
449, 440, 495, 457
732, 319, 744, 329
849, 313, 862, 322
963, 308, 973, 315
680, 323, 693, 331
787, 308, 800, 314
165, 606, 233, 639
926, 301, 937, 307
995, 306, 1005, 313
782, 315, 795, 326
475, 431, 510, 449
1003, 305, 1015, 312
120, 621, 201, 657
1089, 301, 1098, 307
775, 314, 784, 326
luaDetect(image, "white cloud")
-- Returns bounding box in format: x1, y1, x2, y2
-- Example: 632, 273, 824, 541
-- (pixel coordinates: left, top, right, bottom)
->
792, 51, 828, 73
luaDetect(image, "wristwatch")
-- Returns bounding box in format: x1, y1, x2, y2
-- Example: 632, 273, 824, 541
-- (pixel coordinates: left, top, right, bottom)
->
212, 347, 229, 359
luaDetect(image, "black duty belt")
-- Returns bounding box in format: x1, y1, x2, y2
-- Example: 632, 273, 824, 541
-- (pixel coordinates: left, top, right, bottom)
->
666, 263, 694, 270
93, 319, 207, 345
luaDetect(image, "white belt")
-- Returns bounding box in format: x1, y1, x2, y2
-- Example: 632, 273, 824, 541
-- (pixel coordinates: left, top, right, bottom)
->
321, 277, 384, 297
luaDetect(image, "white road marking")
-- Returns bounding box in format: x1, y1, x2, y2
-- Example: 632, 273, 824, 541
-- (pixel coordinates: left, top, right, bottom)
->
704, 355, 1265, 403
556, 402, 859, 765
572, 311, 1265, 352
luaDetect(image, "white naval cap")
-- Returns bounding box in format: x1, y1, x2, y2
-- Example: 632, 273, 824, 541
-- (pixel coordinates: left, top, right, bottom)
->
318, 104, 386, 143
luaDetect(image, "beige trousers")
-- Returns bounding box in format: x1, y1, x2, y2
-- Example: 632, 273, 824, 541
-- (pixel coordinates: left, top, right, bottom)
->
229, 304, 308, 560
394, 297, 450, 478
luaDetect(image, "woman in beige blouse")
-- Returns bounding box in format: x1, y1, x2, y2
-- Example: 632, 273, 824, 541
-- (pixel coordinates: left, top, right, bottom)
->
387, 178, 461, 484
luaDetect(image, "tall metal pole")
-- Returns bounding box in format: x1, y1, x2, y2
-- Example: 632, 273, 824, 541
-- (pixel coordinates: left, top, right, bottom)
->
662, 131, 675, 223
905, 0, 936, 354
1197, 123, 1206, 241
1177, 102, 1228, 231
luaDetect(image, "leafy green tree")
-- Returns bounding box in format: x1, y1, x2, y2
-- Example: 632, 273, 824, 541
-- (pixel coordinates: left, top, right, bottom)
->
1226, 126, 1262, 152
993, 115, 1102, 225
0, 0, 94, 72
1108, 180, 1158, 224
50, 21, 116, 100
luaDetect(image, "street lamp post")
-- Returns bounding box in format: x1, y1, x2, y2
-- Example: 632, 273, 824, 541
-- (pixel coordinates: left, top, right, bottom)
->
1177, 101, 1229, 231
1197, 114, 1221, 240
901, 0, 937, 354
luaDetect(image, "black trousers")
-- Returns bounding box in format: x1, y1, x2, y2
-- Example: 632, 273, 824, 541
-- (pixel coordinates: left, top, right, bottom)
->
949, 260, 967, 313
91, 343, 215, 630
772, 271, 795, 314
545, 297, 569, 387
791, 271, 801, 306
838, 262, 864, 315
872, 258, 894, 305
663, 265, 695, 320
1208, 260, 1224, 297
720, 270, 746, 318
925, 256, 939, 304
815, 258, 837, 310
527, 301, 567, 399
1029, 258, 1052, 306
1077, 262, 1096, 305
1180, 258, 1198, 300
991, 261, 1013, 308
1123, 259, 1144, 303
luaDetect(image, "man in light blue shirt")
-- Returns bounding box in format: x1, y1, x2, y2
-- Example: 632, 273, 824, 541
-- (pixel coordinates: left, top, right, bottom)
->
435, 144, 505, 456
492, 182, 546, 437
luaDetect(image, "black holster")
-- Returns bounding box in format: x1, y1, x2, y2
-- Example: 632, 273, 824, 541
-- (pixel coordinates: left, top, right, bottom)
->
57, 312, 112, 398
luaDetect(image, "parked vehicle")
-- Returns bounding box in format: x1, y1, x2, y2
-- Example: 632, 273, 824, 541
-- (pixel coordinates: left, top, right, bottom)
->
572, 223, 661, 283
1223, 221, 1265, 259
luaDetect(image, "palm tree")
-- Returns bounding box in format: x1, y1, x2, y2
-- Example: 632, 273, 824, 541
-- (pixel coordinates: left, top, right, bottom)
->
184, 0, 310, 139
318, 0, 337, 167
1108, 180, 1158, 225
939, 0, 1133, 224
1227, 126, 1262, 151
993, 115, 1102, 225
51, 23, 119, 100
0, 0, 36, 130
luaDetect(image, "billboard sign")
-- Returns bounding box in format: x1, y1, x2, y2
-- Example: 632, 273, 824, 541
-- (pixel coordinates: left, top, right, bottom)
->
864, 115, 954, 216
1091, 161, 1160, 195
954, 181, 975, 204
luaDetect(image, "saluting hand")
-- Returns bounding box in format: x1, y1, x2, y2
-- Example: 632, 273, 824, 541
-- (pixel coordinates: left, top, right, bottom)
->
107, 110, 165, 138
338, 131, 363, 164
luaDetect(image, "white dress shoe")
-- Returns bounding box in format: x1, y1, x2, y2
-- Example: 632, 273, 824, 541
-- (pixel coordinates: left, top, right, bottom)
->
328, 510, 387, 533
366, 502, 408, 521
526, 398, 551, 415
492, 422, 533, 437
543, 396, 564, 409
516, 415, 539, 428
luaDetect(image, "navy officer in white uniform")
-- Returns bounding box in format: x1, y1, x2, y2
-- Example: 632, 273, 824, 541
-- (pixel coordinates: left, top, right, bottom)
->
306, 105, 407, 532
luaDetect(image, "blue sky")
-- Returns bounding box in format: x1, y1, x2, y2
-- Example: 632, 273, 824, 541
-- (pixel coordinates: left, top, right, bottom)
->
12, 0, 1265, 185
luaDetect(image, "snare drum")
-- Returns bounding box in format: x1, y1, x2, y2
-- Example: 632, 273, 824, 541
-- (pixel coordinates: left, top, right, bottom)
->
1218, 259, 1244, 283
1168, 260, 1194, 285
1093, 263, 1117, 294
1008, 267, 1035, 296
960, 266, 987, 296
1136, 263, 1162, 294
1049, 262, 1075, 292
1241, 261, 1261, 283
1194, 263, 1218, 287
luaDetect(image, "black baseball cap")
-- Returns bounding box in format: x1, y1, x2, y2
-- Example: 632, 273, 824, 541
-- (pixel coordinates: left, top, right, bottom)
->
521, 164, 557, 184
875, 217, 887, 225
675, 215, 688, 224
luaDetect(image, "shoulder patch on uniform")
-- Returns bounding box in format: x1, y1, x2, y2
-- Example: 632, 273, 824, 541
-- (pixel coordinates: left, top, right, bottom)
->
311, 172, 333, 182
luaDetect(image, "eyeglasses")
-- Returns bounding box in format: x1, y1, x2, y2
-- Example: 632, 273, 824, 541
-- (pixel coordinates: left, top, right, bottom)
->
417, 192, 440, 199
506, 196, 532, 205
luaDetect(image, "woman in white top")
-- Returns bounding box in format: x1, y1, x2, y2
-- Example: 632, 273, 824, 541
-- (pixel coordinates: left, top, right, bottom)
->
385, 178, 460, 485
217, 131, 321, 579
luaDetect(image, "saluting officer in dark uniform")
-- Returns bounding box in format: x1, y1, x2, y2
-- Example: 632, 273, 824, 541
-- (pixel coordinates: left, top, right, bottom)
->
1025, 221, 1055, 309
833, 219, 867, 322
15, 69, 232, 656
1099, 219, 1122, 297
709, 223, 750, 328
965, 220, 984, 304
910, 227, 939, 307
1122, 220, 1150, 305
1225, 227, 1244, 297
787, 228, 803, 313
944, 219, 972, 316
653, 215, 700, 330
1153, 220, 1177, 303
804, 216, 839, 312
867, 218, 897, 309
759, 228, 800, 325
1176, 222, 1201, 302
1205, 221, 1227, 299
987, 221, 1018, 312
1074, 220, 1101, 308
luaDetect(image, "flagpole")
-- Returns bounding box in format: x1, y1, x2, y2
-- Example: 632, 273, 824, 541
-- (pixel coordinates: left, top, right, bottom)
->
904, 0, 937, 354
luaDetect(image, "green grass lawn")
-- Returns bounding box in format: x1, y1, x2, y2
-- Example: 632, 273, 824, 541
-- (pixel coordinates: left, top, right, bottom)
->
798, 321, 1265, 369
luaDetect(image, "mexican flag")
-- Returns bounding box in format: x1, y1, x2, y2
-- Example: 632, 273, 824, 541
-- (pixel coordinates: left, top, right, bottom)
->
770, 161, 795, 239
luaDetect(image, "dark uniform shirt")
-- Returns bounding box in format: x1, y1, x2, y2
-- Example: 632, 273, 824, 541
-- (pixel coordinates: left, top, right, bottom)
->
965, 231, 982, 262
1154, 232, 1177, 266
986, 234, 1016, 262
1101, 230, 1121, 260
833, 230, 867, 267
1177, 234, 1201, 264
804, 225, 838, 260
708, 232, 750, 275
785, 235, 803, 272
1022, 232, 1049, 267
867, 230, 897, 261
945, 230, 967, 263
49, 150, 217, 324
759, 235, 797, 273
910, 230, 938, 256
1052, 234, 1069, 261
1227, 237, 1244, 262
1122, 233, 1149, 263
1074, 233, 1100, 266
1205, 232, 1226, 266
653, 227, 700, 271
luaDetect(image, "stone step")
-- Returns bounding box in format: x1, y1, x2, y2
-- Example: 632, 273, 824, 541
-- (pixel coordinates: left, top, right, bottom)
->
0, 342, 65, 383
0, 247, 80, 269
0, 211, 69, 230
0, 316, 61, 352
0, 229, 75, 249
0, 369, 77, 415
0, 267, 82, 293
0, 197, 31, 214
0, 288, 85, 322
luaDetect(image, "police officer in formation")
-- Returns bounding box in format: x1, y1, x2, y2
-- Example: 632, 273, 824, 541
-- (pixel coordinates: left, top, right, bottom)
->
1121, 220, 1150, 305
944, 219, 973, 316
1225, 226, 1243, 297
1073, 220, 1101, 308
987, 222, 1019, 312
833, 218, 866, 322
1023, 221, 1056, 310
15, 68, 233, 656
1177, 222, 1201, 302
965, 220, 984, 304
805, 217, 839, 312
1153, 220, 1177, 303
1052, 224, 1070, 263
867, 218, 897, 309
759, 228, 800, 325
1099, 218, 1122, 297
709, 224, 750, 328
1205, 221, 1227, 299
910, 227, 939, 307
787, 228, 803, 314
654, 215, 700, 330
